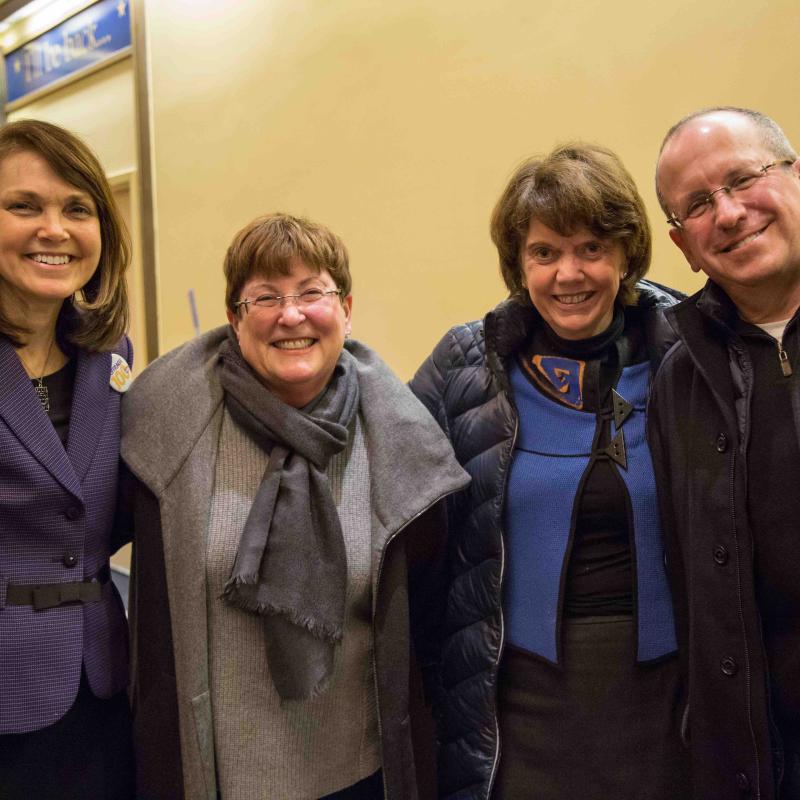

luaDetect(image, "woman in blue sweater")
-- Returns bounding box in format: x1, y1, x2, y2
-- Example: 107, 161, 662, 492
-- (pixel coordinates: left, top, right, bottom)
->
410, 143, 689, 799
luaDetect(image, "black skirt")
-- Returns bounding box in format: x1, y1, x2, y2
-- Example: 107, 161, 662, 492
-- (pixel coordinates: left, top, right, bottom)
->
493, 616, 689, 800
0, 669, 134, 800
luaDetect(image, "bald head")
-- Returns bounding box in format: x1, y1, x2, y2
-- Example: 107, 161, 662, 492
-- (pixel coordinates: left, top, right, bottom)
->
656, 107, 797, 216
654, 107, 800, 323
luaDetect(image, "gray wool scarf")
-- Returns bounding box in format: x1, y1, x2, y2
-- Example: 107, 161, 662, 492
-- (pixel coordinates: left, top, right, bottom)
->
217, 331, 359, 701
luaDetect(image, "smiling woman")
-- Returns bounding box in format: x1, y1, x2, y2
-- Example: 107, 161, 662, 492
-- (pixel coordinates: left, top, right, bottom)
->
410, 143, 690, 799
224, 218, 353, 408
120, 212, 468, 799
0, 120, 133, 800
520, 220, 625, 340
0, 151, 102, 314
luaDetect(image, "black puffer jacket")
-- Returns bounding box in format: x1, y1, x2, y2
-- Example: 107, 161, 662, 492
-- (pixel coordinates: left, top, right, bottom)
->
409, 281, 681, 799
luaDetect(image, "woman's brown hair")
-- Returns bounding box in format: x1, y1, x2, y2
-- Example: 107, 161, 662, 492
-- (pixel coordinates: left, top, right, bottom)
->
490, 142, 651, 305
224, 212, 351, 315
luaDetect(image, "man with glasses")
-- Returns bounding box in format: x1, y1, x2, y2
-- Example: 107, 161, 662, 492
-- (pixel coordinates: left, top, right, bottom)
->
650, 106, 800, 800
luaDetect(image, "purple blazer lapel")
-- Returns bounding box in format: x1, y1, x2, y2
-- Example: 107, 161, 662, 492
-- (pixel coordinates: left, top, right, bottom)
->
66, 348, 112, 485
0, 337, 82, 500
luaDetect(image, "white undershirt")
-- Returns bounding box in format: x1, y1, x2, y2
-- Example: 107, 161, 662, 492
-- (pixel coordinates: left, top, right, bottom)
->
753, 318, 791, 342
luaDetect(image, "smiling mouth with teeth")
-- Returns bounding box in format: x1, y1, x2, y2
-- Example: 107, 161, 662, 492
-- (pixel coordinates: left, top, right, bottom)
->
29, 254, 72, 265
722, 227, 766, 254
272, 338, 315, 350
554, 292, 594, 305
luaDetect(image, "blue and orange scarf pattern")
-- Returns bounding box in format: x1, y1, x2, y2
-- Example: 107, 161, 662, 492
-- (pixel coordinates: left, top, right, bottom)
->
521, 354, 586, 410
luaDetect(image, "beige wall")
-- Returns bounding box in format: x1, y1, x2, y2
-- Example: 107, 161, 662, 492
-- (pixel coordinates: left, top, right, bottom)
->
145, 0, 800, 378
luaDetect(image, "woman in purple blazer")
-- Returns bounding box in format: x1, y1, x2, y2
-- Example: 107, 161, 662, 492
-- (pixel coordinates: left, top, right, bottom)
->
0, 121, 133, 799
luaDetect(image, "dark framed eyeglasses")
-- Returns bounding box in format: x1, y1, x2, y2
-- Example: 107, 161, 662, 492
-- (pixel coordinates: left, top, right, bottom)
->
666, 160, 794, 228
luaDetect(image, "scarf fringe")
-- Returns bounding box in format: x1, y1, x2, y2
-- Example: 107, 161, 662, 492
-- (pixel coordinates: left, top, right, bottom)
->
225, 573, 261, 587
277, 675, 333, 706
292, 674, 332, 703
222, 582, 343, 643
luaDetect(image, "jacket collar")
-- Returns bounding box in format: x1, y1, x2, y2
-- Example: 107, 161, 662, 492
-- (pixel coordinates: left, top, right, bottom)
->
68, 348, 112, 487
121, 328, 225, 495
665, 280, 740, 425
693, 279, 741, 333
665, 279, 740, 353
484, 297, 535, 360
483, 280, 683, 385
684, 277, 800, 332
0, 336, 112, 501
346, 339, 469, 533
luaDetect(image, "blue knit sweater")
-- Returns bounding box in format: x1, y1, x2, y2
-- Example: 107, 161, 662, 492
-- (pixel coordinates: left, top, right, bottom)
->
504, 356, 677, 664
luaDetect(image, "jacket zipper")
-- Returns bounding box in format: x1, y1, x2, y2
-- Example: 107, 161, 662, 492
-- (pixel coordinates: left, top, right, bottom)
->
485, 414, 518, 799
777, 336, 792, 376
371, 486, 464, 800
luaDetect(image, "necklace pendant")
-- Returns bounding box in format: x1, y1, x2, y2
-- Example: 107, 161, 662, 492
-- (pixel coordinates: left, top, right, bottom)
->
33, 381, 50, 412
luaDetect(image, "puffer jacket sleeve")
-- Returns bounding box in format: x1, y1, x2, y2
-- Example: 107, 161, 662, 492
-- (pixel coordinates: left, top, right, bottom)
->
406, 322, 484, 716
409, 322, 484, 436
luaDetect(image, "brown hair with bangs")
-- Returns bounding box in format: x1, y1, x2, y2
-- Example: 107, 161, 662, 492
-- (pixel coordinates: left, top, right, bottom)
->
0, 119, 129, 350
224, 212, 352, 314
490, 143, 651, 305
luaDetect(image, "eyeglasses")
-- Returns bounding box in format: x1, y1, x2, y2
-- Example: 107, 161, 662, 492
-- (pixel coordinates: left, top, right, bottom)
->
233, 287, 342, 313
666, 160, 794, 228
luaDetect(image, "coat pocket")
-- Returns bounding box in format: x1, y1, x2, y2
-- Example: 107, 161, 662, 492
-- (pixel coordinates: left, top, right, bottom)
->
191, 689, 217, 799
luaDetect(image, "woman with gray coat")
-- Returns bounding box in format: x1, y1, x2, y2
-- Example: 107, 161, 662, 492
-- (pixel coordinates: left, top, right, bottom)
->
121, 213, 468, 799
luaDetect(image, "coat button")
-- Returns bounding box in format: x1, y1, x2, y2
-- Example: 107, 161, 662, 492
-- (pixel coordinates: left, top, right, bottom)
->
716, 433, 728, 453
64, 506, 82, 521
735, 771, 750, 791
62, 551, 78, 568
721, 656, 738, 676
713, 545, 729, 565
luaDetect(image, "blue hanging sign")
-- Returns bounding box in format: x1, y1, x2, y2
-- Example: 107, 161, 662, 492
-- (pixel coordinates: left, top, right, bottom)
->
5, 0, 132, 106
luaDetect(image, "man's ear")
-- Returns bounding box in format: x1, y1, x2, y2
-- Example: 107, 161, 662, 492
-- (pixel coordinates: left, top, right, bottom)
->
669, 227, 702, 274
